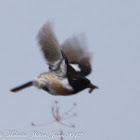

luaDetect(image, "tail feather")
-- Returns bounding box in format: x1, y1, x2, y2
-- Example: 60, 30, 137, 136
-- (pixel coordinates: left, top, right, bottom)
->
10, 81, 33, 92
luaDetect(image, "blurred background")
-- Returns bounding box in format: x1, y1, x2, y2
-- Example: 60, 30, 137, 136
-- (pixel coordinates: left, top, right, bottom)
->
0, 0, 140, 140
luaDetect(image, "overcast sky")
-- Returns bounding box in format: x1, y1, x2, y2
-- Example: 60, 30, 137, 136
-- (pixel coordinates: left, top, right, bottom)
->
0, 0, 140, 140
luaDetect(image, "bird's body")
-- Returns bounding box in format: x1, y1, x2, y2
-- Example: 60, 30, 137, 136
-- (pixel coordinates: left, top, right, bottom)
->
11, 22, 98, 96
34, 72, 73, 96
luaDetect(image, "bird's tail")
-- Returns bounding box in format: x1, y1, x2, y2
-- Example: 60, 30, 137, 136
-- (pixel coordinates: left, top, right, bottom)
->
10, 81, 33, 92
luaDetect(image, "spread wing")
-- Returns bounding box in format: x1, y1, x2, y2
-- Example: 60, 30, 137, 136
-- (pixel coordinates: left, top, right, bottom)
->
37, 22, 67, 76
61, 35, 92, 76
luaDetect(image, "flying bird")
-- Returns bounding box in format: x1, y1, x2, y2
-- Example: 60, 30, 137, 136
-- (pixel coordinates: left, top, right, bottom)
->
10, 22, 98, 96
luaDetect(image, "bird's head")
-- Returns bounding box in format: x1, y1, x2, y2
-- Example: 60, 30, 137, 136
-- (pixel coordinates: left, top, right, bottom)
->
68, 75, 98, 94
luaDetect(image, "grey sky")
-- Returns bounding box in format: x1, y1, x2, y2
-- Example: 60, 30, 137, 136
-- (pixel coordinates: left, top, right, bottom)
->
0, 0, 140, 140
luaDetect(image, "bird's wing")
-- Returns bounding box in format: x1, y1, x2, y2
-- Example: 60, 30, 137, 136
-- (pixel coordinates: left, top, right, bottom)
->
61, 35, 92, 76
37, 22, 67, 75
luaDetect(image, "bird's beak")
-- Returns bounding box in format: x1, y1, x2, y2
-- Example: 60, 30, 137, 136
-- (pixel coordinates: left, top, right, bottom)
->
89, 84, 99, 93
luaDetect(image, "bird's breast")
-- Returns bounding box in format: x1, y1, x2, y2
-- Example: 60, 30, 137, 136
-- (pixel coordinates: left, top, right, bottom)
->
34, 72, 73, 95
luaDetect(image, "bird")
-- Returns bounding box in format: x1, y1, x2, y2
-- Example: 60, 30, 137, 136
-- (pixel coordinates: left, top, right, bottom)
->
10, 22, 98, 96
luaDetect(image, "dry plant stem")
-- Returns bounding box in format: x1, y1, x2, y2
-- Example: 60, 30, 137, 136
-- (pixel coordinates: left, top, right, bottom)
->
60, 130, 63, 140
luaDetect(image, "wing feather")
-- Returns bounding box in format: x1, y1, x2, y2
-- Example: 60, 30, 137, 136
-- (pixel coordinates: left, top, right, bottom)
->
61, 34, 92, 76
37, 22, 62, 68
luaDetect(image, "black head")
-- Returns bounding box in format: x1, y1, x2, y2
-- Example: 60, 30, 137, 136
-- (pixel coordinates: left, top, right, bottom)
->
68, 75, 98, 94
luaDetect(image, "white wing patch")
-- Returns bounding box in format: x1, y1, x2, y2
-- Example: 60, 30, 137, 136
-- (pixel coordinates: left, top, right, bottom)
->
49, 60, 60, 70
70, 64, 81, 72
54, 59, 67, 77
